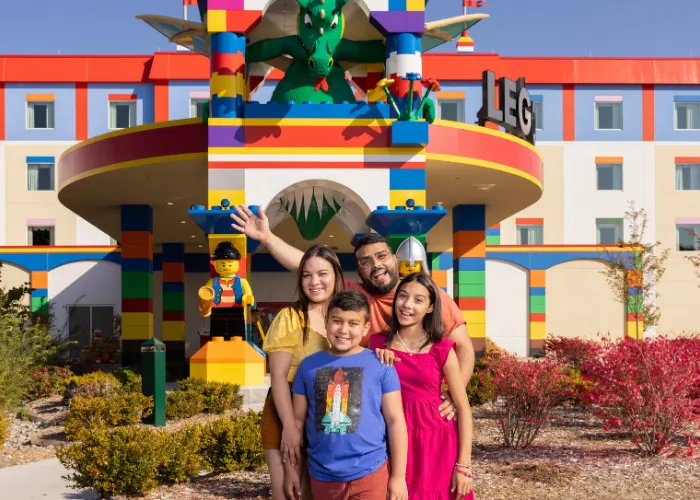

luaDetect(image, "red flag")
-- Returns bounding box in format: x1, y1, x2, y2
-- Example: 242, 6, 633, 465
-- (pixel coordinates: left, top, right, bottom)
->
464, 0, 485, 6
184, 0, 198, 5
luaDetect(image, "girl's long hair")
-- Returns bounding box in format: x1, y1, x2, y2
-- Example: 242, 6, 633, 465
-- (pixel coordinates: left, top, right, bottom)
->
387, 272, 444, 351
291, 245, 345, 343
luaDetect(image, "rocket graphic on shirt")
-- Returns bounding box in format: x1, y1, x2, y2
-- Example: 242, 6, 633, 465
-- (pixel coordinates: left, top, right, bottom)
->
314, 366, 362, 434
321, 383, 352, 434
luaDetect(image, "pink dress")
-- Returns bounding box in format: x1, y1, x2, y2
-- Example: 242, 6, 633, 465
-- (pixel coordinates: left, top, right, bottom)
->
370, 333, 474, 500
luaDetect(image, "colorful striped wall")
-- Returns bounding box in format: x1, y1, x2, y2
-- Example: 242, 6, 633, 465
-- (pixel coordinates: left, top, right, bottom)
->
452, 205, 486, 353
430, 251, 452, 293
485, 223, 500, 245
162, 243, 185, 364
389, 168, 426, 209
626, 268, 644, 338
529, 270, 546, 354
30, 270, 48, 323
120, 205, 154, 366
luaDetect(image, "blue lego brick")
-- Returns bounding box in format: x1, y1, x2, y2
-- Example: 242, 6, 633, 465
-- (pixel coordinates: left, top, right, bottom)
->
485, 228, 501, 237
390, 120, 429, 146
120, 258, 154, 273
389, 169, 426, 190
31, 288, 48, 297
389, 0, 407, 11
47, 251, 121, 271
244, 102, 392, 120
437, 252, 453, 270
188, 205, 260, 236
121, 205, 153, 232
530, 287, 546, 296
628, 287, 643, 296
452, 205, 486, 232
163, 282, 185, 293
162, 243, 185, 263
210, 31, 246, 54
453, 258, 485, 272
26, 156, 55, 163
247, 239, 261, 255
395, 32, 421, 55
211, 95, 244, 119
366, 206, 447, 236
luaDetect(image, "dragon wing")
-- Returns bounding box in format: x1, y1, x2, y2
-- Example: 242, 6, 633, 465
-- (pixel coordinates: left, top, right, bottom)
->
422, 13, 489, 53
136, 15, 209, 57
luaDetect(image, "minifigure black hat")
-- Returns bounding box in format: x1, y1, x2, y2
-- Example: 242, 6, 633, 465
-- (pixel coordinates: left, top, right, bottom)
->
212, 241, 241, 261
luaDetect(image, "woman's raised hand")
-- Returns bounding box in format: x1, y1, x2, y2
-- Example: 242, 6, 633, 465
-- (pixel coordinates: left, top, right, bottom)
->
230, 205, 270, 243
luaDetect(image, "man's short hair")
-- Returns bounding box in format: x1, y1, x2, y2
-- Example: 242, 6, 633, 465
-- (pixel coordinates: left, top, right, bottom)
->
327, 290, 370, 323
353, 233, 390, 259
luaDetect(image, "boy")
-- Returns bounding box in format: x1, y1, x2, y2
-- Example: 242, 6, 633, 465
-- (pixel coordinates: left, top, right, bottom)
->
285, 290, 408, 500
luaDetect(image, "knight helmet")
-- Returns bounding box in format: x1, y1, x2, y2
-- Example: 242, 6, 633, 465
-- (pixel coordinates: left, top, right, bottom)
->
395, 236, 428, 269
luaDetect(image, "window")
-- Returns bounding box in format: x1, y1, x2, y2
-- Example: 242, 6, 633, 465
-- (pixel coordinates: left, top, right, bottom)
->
108, 101, 136, 129
27, 163, 55, 191
533, 101, 543, 130
675, 102, 700, 130
190, 98, 208, 118
67, 305, 115, 358
516, 225, 543, 245
596, 218, 623, 244
676, 163, 700, 191
677, 224, 700, 251
595, 102, 623, 130
28, 226, 54, 246
27, 101, 54, 129
596, 163, 623, 191
437, 99, 464, 122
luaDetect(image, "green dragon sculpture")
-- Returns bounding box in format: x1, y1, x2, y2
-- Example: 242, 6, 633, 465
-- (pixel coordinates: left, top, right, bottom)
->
247, 0, 385, 104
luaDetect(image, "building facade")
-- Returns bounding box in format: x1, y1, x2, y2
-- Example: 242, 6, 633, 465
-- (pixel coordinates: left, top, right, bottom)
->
1, 53, 699, 358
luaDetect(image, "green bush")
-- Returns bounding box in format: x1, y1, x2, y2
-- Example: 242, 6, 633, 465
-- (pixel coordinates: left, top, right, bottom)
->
113, 369, 142, 393
167, 391, 206, 420
0, 412, 8, 445
69, 372, 122, 397
201, 411, 265, 473
158, 425, 205, 484
57, 426, 164, 497
561, 367, 595, 406
467, 358, 496, 406
175, 378, 243, 414
64, 392, 153, 439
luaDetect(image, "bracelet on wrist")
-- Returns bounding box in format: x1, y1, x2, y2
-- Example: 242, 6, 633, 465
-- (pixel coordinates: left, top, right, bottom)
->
454, 466, 475, 479
455, 462, 471, 469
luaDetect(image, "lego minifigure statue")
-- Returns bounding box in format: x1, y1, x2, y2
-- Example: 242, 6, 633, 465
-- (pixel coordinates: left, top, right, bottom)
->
198, 241, 255, 340
396, 236, 429, 278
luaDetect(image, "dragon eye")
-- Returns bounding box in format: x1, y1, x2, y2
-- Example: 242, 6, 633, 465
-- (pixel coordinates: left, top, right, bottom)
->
331, 14, 338, 29
304, 13, 312, 28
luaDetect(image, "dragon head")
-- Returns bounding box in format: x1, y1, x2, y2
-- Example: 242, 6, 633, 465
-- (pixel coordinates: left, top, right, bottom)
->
297, 0, 348, 80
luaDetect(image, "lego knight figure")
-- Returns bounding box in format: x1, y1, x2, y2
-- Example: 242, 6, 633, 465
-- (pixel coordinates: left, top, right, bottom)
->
396, 236, 429, 278
198, 241, 255, 340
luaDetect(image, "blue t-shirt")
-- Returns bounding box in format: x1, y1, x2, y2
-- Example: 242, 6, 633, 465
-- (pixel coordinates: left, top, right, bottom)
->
291, 348, 401, 482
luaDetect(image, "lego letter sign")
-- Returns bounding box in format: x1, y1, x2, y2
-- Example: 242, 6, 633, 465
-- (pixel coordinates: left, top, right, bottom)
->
478, 70, 535, 145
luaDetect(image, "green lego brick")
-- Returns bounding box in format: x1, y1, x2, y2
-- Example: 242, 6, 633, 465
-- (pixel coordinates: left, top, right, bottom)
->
486, 235, 500, 245
453, 283, 485, 298
455, 270, 485, 285
122, 272, 153, 299
162, 291, 185, 312
31, 296, 48, 315
388, 234, 426, 254
530, 296, 546, 314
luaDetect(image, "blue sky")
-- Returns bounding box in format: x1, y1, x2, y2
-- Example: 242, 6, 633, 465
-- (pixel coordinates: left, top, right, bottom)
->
2, 0, 698, 56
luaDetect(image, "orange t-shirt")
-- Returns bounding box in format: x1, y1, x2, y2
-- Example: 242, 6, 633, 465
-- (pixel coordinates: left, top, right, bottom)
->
343, 279, 466, 347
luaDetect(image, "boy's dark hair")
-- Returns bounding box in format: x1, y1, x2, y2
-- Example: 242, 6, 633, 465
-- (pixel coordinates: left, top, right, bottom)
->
387, 272, 444, 351
352, 233, 390, 259
327, 290, 370, 323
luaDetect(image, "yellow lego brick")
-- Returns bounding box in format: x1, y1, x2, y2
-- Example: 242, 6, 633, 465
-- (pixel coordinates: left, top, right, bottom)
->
207, 10, 227, 32
121, 324, 153, 341
461, 310, 486, 325
406, 0, 425, 11
626, 321, 644, 338
467, 322, 486, 338
211, 73, 246, 98
121, 312, 153, 327
162, 321, 185, 342
208, 190, 245, 209
529, 321, 547, 341
390, 190, 426, 209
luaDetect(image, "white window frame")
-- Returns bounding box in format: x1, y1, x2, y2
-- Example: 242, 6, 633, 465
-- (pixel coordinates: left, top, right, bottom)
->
533, 101, 543, 130
28, 226, 55, 246
594, 102, 623, 131
109, 237, 118, 245
596, 219, 623, 245
516, 224, 543, 245
190, 98, 209, 118
26, 162, 56, 192
26, 101, 55, 130
437, 99, 465, 122
675, 163, 700, 191
596, 163, 623, 191
676, 224, 700, 252
108, 101, 137, 130
674, 102, 700, 131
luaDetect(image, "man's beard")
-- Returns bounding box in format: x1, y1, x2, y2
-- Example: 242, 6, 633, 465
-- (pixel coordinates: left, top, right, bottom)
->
361, 266, 400, 296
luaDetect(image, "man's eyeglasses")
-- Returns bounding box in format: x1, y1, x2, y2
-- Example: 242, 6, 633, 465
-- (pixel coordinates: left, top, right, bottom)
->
357, 251, 391, 270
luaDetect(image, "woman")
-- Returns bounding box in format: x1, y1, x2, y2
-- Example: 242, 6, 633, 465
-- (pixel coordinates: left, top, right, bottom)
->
260, 244, 345, 499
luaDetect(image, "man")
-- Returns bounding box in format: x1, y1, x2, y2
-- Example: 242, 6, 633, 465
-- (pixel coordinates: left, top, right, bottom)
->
231, 206, 476, 419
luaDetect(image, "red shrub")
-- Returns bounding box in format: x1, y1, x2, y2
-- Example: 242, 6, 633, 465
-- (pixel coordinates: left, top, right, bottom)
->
488, 355, 571, 449
29, 366, 73, 399
585, 335, 700, 455
544, 334, 602, 372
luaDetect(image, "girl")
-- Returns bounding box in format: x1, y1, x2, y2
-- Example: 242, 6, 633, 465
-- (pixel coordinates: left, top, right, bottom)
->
370, 272, 474, 500
261, 245, 345, 499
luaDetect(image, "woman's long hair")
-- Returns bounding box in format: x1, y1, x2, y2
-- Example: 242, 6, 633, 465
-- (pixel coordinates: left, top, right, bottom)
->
291, 245, 345, 343
387, 272, 444, 351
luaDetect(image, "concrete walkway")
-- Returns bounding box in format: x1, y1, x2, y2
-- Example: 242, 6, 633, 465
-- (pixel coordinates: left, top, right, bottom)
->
0, 458, 98, 499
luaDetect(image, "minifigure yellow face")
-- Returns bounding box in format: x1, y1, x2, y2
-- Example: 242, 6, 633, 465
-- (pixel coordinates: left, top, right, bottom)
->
398, 260, 423, 277
214, 258, 240, 276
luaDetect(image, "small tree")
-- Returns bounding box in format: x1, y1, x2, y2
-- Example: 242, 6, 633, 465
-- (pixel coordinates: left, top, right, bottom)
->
599, 202, 670, 339
0, 262, 34, 322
